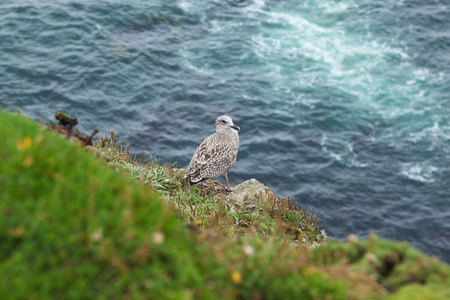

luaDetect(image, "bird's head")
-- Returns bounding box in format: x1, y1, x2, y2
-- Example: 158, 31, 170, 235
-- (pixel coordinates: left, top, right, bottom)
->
215, 115, 240, 132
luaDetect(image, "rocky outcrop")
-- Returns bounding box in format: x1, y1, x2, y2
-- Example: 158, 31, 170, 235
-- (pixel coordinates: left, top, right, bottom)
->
226, 178, 275, 212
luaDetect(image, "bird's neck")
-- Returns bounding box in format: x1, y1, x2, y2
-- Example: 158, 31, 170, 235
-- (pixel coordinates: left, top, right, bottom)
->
217, 128, 239, 136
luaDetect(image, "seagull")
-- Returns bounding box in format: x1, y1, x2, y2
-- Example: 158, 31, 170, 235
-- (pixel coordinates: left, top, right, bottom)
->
186, 115, 240, 191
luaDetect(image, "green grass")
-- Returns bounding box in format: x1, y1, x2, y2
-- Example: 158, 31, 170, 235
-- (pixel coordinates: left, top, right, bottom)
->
1, 110, 449, 299
0, 111, 206, 298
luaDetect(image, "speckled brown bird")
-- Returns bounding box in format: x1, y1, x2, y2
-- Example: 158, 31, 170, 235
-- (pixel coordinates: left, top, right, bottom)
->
186, 115, 240, 191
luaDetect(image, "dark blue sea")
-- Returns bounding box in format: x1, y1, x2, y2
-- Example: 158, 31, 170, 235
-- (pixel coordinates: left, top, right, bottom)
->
1, 0, 449, 262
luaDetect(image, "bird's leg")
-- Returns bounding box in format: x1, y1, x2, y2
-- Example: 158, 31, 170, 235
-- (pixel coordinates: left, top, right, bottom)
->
224, 173, 234, 192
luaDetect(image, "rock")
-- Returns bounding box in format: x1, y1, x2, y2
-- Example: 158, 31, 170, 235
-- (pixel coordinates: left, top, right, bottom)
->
226, 178, 275, 211
181, 176, 276, 213
236, 178, 262, 186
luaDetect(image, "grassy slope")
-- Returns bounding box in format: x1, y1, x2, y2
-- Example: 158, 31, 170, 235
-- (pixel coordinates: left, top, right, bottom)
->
0, 112, 203, 298
1, 111, 449, 299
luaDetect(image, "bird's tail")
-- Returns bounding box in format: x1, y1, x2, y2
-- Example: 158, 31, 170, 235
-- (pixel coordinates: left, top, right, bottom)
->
182, 171, 203, 188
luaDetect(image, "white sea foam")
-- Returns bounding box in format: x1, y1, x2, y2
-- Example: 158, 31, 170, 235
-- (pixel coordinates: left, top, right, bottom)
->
299, 0, 358, 13
400, 162, 438, 183
177, 0, 204, 13
249, 0, 266, 10
329, 151, 342, 162
178, 0, 447, 143
321, 134, 369, 167
178, 48, 213, 76
407, 122, 450, 154
320, 133, 327, 147
247, 3, 442, 122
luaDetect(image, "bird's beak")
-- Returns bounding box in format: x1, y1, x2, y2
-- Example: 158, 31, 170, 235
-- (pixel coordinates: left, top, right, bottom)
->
231, 125, 240, 132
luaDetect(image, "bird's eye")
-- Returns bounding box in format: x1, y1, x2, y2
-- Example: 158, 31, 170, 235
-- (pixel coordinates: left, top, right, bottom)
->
222, 120, 227, 123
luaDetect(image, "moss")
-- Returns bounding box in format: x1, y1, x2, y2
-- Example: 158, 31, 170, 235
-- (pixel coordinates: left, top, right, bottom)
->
312, 235, 450, 297
55, 111, 69, 119
387, 284, 450, 300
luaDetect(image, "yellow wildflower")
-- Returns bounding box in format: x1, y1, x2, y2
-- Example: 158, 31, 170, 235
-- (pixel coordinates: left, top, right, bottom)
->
231, 270, 242, 284
16, 136, 32, 151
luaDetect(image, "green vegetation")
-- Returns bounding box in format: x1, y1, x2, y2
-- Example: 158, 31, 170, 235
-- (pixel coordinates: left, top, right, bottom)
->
1, 110, 449, 299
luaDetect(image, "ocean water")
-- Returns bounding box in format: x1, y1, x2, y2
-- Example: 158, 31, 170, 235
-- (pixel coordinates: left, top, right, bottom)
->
1, 0, 449, 262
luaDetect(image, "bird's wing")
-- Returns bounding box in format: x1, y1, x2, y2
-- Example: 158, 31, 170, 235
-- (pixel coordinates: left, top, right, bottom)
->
187, 133, 238, 182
